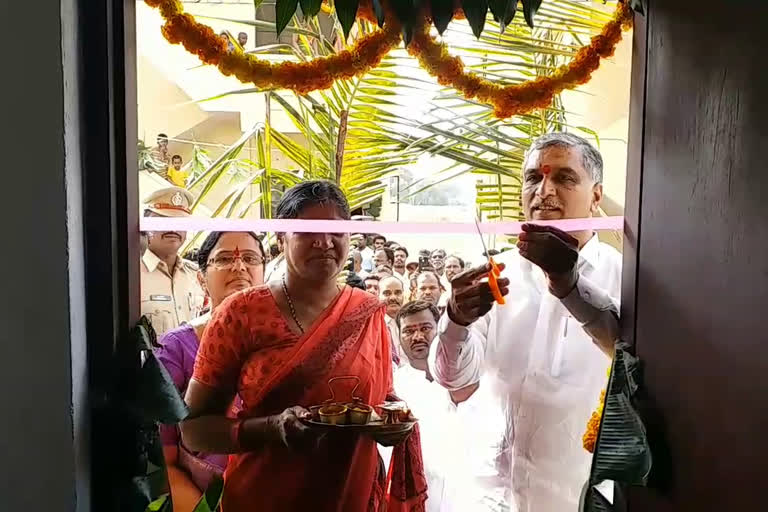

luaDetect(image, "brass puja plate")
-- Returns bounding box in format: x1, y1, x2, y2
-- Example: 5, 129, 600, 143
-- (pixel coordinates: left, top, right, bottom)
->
302, 377, 417, 434
302, 417, 417, 434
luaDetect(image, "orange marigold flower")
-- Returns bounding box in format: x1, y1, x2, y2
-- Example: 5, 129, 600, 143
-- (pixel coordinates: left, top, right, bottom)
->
146, 0, 632, 115
583, 389, 606, 453
146, 0, 402, 94
406, 0, 632, 118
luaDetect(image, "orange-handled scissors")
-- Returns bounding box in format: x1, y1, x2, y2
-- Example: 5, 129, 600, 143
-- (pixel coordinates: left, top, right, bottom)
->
474, 218, 505, 305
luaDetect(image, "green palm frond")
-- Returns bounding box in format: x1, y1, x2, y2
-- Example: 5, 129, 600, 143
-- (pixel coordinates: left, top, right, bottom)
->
180, 0, 611, 230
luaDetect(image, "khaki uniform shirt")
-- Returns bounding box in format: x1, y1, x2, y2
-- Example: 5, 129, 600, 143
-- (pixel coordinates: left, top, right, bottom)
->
141, 250, 205, 336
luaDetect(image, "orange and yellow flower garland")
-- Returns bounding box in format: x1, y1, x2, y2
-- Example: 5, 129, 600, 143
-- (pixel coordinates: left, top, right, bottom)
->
146, 0, 633, 115
407, 1, 633, 118
583, 389, 605, 453
145, 0, 402, 94
583, 366, 612, 453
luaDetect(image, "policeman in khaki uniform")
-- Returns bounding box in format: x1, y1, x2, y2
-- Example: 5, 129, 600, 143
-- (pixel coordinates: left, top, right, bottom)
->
141, 187, 205, 335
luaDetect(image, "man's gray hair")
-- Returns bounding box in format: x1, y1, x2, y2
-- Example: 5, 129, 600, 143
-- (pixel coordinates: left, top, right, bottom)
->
523, 132, 604, 184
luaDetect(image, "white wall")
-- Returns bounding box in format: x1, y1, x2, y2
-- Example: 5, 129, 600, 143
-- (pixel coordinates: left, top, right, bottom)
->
561, 34, 633, 212
136, 0, 299, 141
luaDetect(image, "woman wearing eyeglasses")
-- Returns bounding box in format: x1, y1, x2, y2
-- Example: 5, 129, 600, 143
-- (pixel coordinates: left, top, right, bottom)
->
180, 180, 427, 512
155, 230, 266, 510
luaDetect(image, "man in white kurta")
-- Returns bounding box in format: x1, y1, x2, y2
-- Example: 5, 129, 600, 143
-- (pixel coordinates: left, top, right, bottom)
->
379, 276, 406, 367
355, 234, 375, 273
390, 301, 495, 512
429, 133, 622, 512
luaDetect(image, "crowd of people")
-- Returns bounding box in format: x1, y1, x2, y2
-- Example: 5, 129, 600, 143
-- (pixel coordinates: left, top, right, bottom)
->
139, 132, 621, 512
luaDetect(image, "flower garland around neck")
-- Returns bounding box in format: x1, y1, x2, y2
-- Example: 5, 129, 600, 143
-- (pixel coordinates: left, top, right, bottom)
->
144, 0, 402, 94
583, 366, 611, 453
407, 1, 634, 119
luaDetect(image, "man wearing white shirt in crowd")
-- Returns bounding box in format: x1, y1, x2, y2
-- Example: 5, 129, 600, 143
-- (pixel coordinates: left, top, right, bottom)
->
355, 234, 375, 273
443, 255, 464, 283
429, 132, 621, 512
393, 246, 410, 285
373, 247, 395, 271
364, 274, 380, 295
391, 301, 480, 512
415, 270, 448, 311
373, 234, 387, 251
430, 248, 446, 278
379, 276, 406, 367
441, 254, 464, 296
375, 246, 409, 289
350, 249, 366, 279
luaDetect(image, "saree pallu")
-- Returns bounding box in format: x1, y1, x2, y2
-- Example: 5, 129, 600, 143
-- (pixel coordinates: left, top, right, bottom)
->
193, 285, 427, 511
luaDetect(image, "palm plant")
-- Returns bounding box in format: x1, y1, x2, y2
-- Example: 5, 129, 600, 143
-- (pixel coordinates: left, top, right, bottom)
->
402, 0, 609, 221
182, 0, 615, 227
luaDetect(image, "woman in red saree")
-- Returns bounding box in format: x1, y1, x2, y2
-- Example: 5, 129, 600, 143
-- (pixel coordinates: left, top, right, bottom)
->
181, 180, 427, 511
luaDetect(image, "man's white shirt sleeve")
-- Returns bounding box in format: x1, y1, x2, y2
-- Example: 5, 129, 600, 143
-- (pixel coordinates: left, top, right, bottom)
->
559, 273, 620, 349
429, 308, 494, 391
429, 271, 620, 391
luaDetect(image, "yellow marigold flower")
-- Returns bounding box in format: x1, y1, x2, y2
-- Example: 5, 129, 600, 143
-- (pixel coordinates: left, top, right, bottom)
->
146, 0, 401, 94
145, 0, 632, 116
405, 1, 631, 118
583, 389, 607, 453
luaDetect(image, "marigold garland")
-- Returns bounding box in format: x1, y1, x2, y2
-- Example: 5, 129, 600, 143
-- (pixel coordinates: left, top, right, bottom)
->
146, 0, 633, 114
144, 0, 402, 94
407, 1, 634, 118
583, 389, 605, 453
583, 366, 612, 454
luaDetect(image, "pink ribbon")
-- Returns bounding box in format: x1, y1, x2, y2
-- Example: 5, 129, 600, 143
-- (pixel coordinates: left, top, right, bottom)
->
140, 216, 623, 234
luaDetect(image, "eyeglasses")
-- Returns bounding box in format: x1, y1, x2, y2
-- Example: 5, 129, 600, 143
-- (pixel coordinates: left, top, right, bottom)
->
207, 251, 264, 270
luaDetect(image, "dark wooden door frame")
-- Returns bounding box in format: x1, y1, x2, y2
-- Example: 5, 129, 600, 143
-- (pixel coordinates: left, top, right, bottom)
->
621, 8, 648, 348
80, 0, 139, 509
79, 2, 649, 510
622, 1, 768, 509
618, 9, 649, 511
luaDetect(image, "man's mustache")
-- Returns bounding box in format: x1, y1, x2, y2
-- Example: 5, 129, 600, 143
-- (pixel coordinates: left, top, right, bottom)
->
531, 199, 563, 210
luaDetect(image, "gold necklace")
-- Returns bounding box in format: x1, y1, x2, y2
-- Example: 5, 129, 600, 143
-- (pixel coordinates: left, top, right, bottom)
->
281, 275, 304, 333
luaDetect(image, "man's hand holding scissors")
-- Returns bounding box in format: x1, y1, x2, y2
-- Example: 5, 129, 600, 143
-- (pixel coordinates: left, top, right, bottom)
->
447, 264, 510, 326
449, 222, 582, 327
